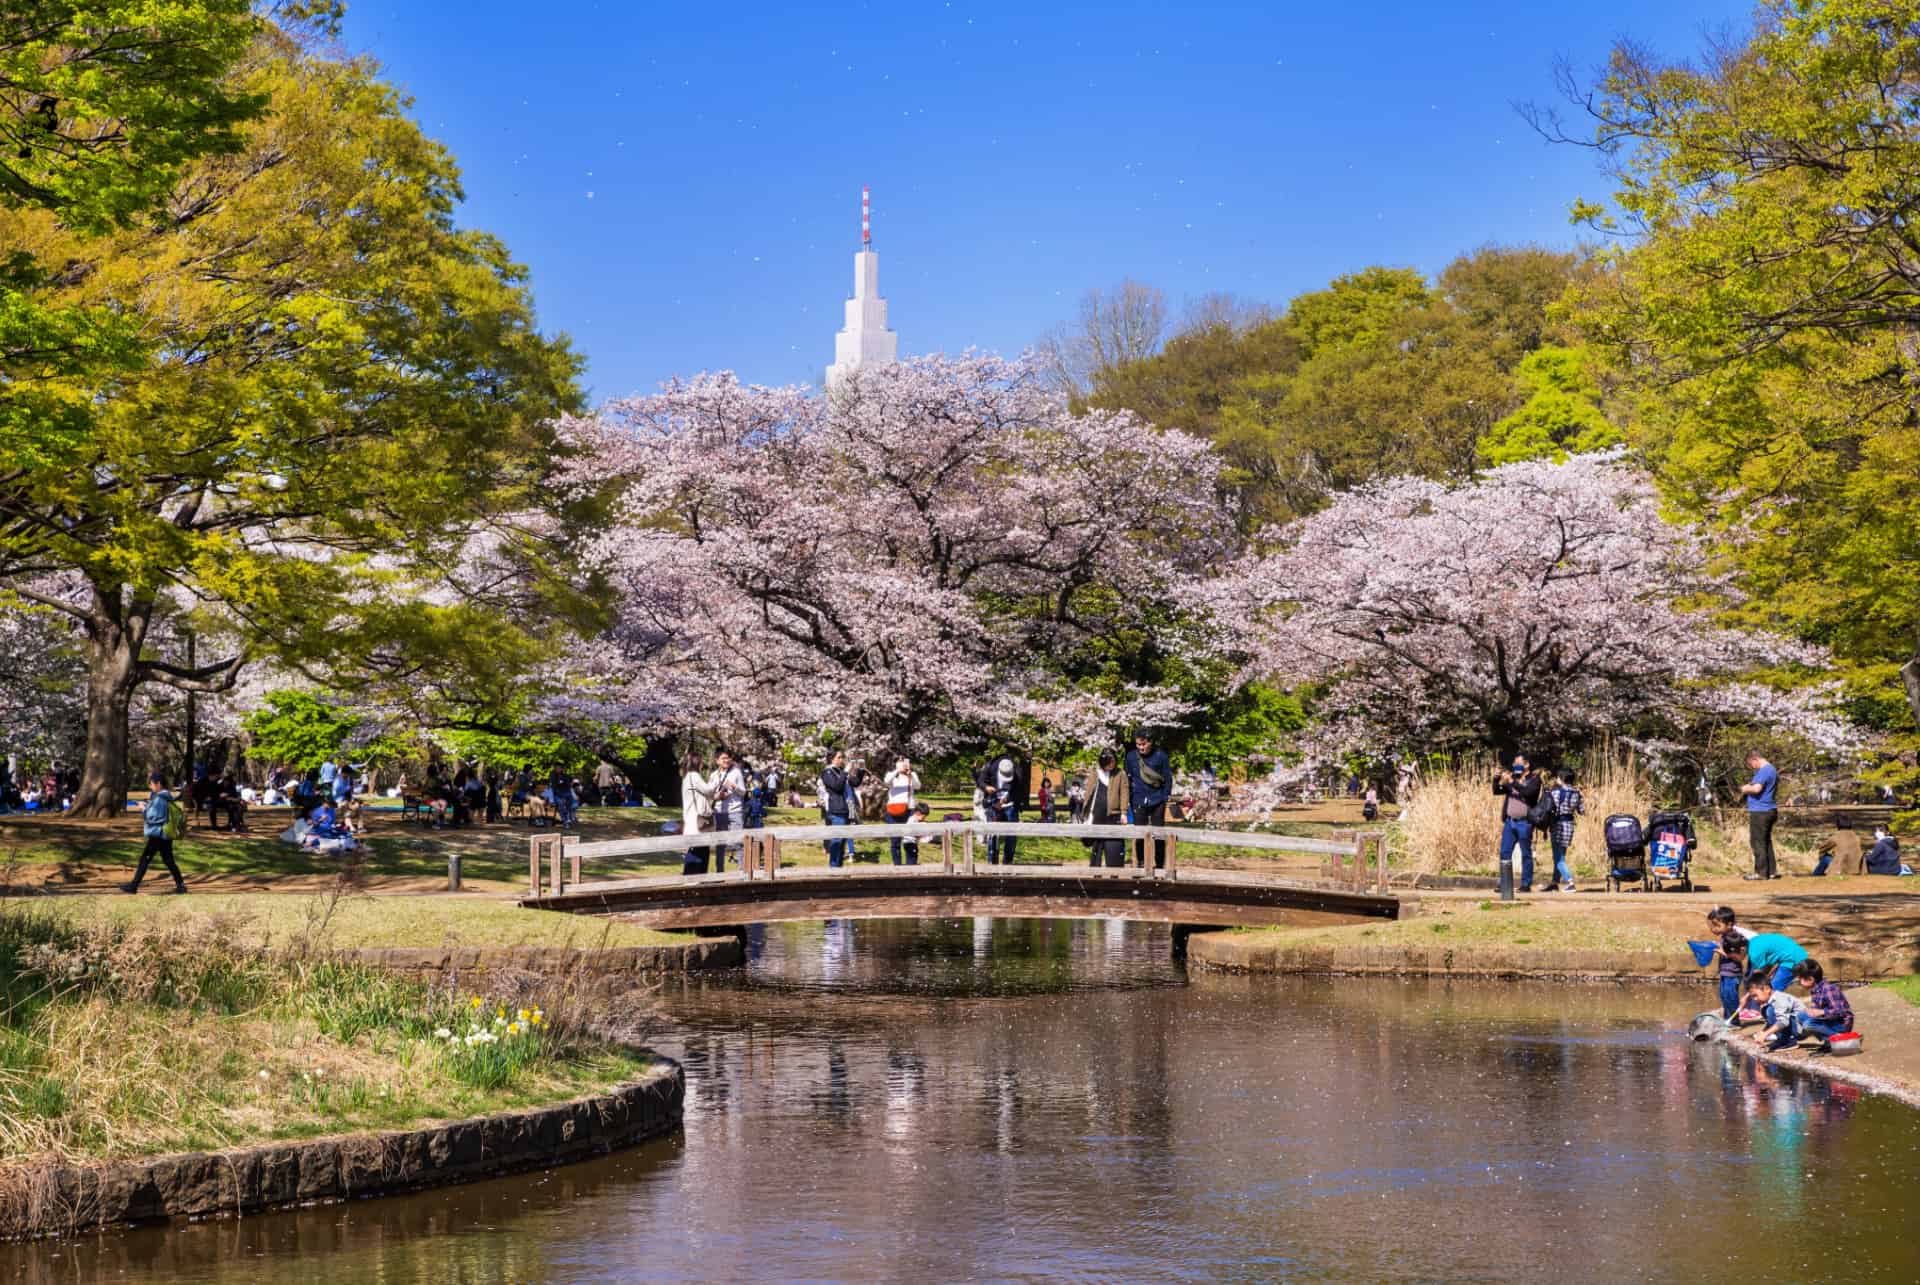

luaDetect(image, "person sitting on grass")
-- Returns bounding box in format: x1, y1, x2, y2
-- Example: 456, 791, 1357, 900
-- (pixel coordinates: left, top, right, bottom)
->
1788, 959, 1855, 1046
1722, 927, 1807, 994
1746, 971, 1811, 1052
1812, 816, 1864, 876
339, 795, 366, 835
1864, 826, 1907, 876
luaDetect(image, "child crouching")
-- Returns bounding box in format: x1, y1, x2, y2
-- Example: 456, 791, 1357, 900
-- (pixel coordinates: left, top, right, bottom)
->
1789, 959, 1855, 1045
1745, 972, 1811, 1051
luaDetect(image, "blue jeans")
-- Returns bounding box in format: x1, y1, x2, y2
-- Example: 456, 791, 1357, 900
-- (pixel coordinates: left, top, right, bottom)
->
887, 811, 914, 865
825, 813, 850, 867
1792, 1013, 1851, 1042
554, 794, 577, 827
988, 804, 1019, 864
1500, 818, 1536, 889
1770, 963, 1796, 991
1718, 976, 1742, 1019
1550, 835, 1573, 887
1811, 851, 1832, 876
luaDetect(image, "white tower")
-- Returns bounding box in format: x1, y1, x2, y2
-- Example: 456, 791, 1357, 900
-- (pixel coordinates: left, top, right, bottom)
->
825, 185, 898, 388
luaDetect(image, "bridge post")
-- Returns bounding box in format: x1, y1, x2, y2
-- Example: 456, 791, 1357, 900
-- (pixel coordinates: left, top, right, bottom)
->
964, 830, 976, 875
1350, 833, 1367, 890
1165, 831, 1178, 881
528, 837, 541, 897
1370, 831, 1387, 893
550, 837, 565, 895
768, 836, 782, 878
742, 833, 758, 879
569, 839, 580, 890
941, 828, 953, 873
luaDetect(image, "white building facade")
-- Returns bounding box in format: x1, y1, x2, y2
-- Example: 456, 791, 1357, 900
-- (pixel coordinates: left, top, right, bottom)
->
825, 187, 898, 388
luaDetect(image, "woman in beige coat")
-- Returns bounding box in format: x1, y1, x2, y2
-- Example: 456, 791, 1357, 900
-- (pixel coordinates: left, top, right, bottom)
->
1076, 747, 1131, 868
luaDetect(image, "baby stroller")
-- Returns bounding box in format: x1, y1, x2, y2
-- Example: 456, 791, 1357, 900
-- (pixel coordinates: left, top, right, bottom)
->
1603, 813, 1649, 892
1645, 809, 1697, 892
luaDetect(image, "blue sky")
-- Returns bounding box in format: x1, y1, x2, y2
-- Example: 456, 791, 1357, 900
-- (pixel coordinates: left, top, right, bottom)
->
343, 1, 1751, 401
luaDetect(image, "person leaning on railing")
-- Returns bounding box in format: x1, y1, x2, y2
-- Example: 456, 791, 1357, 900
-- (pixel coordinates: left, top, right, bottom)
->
1124, 728, 1173, 869
1077, 748, 1130, 869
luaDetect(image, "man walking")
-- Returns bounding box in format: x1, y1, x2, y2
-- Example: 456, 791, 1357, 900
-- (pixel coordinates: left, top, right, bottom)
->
1740, 751, 1780, 880
123, 770, 187, 895
1545, 768, 1584, 892
1124, 728, 1173, 869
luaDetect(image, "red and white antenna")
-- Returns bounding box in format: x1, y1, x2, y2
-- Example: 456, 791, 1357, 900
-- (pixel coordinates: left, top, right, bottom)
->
861, 185, 871, 249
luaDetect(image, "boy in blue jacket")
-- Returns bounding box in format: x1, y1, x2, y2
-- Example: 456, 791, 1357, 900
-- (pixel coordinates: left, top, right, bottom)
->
123, 771, 187, 895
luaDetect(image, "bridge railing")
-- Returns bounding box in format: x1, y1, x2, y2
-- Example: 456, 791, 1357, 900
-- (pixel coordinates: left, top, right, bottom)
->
528, 821, 1388, 900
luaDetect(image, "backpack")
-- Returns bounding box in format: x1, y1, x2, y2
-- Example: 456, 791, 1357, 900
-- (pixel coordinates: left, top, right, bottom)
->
1526, 790, 1555, 828
164, 800, 187, 840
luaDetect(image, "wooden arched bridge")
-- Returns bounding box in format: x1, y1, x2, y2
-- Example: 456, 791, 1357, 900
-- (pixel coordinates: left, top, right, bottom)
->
519, 820, 1413, 932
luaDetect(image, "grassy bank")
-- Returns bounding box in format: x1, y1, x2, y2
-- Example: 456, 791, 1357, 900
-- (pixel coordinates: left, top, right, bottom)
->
1877, 976, 1920, 1006
0, 905, 653, 1169
38, 892, 692, 950
1233, 901, 1681, 955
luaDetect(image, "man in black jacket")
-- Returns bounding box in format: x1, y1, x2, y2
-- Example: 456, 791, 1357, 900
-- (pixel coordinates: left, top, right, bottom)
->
1124, 729, 1174, 869
1493, 756, 1543, 894
820, 749, 853, 867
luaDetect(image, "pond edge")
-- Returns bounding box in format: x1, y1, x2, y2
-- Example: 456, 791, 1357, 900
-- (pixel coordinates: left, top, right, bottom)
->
0, 1058, 683, 1242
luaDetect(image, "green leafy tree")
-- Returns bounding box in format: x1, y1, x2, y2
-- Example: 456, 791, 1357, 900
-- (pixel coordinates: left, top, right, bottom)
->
1551, 0, 1920, 786
0, 27, 584, 815
240, 689, 357, 771
1478, 345, 1621, 464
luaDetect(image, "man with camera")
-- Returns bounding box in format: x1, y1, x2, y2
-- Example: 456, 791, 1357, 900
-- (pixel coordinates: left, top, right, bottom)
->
1493, 756, 1544, 895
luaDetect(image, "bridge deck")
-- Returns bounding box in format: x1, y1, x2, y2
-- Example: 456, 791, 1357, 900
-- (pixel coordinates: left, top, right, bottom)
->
520, 863, 1411, 931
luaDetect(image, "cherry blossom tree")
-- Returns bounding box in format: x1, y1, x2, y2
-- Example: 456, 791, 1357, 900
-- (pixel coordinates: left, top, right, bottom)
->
554, 353, 1232, 754
1192, 453, 1854, 762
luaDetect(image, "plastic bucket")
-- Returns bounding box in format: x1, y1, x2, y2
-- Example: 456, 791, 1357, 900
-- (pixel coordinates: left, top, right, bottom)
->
1688, 940, 1718, 968
1827, 1032, 1864, 1056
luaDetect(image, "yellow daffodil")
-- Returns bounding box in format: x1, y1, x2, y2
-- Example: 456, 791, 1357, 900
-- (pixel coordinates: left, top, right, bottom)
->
470, 996, 482, 1008
530, 1013, 542, 1027
518, 1008, 531, 1022
507, 1022, 520, 1035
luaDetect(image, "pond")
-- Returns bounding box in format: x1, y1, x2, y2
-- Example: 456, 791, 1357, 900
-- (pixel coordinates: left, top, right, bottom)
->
6, 918, 1916, 1282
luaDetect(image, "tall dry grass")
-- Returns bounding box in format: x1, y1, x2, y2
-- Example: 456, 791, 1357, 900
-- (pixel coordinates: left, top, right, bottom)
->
1392, 755, 1767, 878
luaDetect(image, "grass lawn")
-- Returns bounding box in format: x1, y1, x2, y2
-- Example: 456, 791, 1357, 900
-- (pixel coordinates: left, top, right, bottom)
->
38, 892, 693, 950
0, 797, 1355, 891
1232, 901, 1683, 955
0, 902, 655, 1168
1876, 976, 1920, 1006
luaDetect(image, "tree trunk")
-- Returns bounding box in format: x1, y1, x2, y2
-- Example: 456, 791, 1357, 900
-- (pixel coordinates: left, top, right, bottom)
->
69, 620, 142, 818
1902, 652, 1920, 736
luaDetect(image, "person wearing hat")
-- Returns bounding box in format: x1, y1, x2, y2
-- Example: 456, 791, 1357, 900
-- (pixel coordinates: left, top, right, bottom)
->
1124, 728, 1174, 869
1493, 755, 1543, 893
986, 751, 1021, 864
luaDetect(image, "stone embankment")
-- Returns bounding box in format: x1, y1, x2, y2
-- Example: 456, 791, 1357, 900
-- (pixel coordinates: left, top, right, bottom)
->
0, 1061, 682, 1241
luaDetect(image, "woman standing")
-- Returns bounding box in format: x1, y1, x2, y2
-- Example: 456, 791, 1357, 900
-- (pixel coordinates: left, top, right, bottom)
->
883, 756, 921, 865
681, 749, 715, 876
1076, 749, 1130, 868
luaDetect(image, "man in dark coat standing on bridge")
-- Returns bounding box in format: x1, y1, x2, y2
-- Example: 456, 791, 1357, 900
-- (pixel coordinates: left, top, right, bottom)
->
1125, 728, 1173, 869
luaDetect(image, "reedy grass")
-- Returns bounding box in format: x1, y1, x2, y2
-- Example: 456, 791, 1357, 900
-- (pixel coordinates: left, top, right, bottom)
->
0, 889, 653, 1170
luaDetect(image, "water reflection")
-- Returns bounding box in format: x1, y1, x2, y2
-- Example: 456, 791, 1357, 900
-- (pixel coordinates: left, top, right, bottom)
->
4, 918, 1916, 1283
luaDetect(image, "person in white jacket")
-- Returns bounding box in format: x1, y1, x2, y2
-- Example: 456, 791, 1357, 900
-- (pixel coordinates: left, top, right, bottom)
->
883, 757, 921, 865
680, 749, 714, 876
